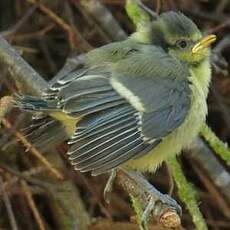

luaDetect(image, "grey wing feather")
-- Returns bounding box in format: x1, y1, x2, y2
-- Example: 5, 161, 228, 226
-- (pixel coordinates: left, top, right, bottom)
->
111, 46, 191, 140
44, 45, 191, 175
43, 69, 127, 117
63, 91, 125, 115
74, 105, 134, 135
142, 87, 190, 138
67, 105, 158, 174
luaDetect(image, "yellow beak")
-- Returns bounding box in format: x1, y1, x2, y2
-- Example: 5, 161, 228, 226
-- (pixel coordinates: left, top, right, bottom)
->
192, 34, 216, 54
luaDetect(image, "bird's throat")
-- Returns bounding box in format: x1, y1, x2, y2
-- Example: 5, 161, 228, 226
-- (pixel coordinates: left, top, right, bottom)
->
190, 58, 211, 98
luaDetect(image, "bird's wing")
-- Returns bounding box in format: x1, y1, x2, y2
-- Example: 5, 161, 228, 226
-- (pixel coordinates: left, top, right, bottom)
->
47, 46, 191, 175
110, 47, 192, 141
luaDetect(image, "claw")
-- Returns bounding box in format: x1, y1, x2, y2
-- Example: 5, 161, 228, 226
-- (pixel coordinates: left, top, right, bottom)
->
140, 193, 181, 230
161, 194, 182, 216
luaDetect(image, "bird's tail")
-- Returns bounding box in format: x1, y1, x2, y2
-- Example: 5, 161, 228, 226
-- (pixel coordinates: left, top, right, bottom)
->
14, 95, 68, 150
15, 94, 58, 112
15, 94, 77, 137
23, 115, 68, 151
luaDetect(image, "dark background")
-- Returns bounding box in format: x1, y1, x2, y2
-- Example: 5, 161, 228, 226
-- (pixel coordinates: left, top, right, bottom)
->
0, 0, 229, 229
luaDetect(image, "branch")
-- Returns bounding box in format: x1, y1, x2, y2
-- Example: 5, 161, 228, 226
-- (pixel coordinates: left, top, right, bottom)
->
201, 124, 230, 167
167, 157, 208, 230
2, 118, 64, 180
0, 36, 90, 230
21, 180, 46, 230
78, 0, 127, 41
116, 169, 181, 228
0, 36, 48, 96
0, 176, 18, 230
186, 137, 230, 204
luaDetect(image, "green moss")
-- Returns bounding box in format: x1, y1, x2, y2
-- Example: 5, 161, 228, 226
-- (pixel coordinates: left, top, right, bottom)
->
130, 195, 142, 224
201, 124, 230, 167
167, 157, 208, 230
125, 0, 150, 28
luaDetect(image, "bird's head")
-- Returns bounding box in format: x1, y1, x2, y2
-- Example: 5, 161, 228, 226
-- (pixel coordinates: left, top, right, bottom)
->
133, 11, 216, 65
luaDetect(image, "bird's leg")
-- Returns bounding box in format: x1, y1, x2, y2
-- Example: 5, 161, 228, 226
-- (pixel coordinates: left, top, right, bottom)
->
140, 196, 155, 230
103, 169, 117, 204
117, 169, 182, 229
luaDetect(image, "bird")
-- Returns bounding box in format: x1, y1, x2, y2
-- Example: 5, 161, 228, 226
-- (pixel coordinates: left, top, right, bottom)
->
16, 11, 216, 177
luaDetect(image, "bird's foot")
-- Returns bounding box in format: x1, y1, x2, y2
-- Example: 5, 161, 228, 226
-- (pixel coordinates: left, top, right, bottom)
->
140, 196, 155, 230
118, 170, 181, 230
103, 169, 117, 204
140, 192, 181, 230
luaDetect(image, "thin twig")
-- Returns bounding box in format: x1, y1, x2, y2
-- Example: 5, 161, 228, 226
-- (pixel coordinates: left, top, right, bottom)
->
206, 19, 230, 33
7, 24, 54, 43
25, 0, 78, 49
156, 0, 161, 14
21, 180, 46, 230
1, 118, 64, 180
213, 35, 230, 54
192, 163, 230, 220
78, 0, 127, 41
0, 176, 18, 230
1, 5, 37, 40
64, 1, 92, 52
0, 162, 58, 191
3, 166, 45, 191
186, 137, 230, 204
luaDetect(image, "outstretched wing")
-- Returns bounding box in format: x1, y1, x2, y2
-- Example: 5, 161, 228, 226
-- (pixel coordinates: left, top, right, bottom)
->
47, 45, 191, 175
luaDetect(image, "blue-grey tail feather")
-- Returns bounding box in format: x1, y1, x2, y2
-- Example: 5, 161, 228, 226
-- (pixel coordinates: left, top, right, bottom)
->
15, 95, 57, 112
22, 115, 67, 151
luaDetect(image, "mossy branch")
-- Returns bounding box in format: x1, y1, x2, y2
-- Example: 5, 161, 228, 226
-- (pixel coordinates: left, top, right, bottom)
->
130, 195, 145, 230
125, 0, 151, 29
201, 124, 230, 167
167, 157, 208, 230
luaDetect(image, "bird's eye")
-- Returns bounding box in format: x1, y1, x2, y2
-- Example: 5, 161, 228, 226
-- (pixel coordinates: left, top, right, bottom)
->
176, 39, 188, 49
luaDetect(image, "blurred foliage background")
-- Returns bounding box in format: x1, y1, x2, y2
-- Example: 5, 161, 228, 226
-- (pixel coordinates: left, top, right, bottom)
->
0, 0, 229, 229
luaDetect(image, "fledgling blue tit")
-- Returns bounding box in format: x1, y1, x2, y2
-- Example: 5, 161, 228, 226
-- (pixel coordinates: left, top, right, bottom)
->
17, 11, 216, 176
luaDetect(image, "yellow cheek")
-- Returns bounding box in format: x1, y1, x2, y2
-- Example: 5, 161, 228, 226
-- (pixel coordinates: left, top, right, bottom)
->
169, 49, 209, 64
179, 52, 192, 62
169, 50, 191, 62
